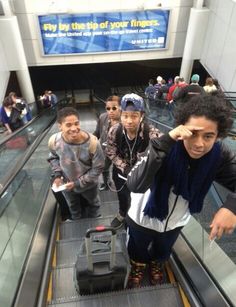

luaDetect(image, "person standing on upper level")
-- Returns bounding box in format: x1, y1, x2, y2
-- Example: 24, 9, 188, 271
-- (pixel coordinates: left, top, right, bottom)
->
175, 74, 205, 104
203, 77, 217, 94
48, 90, 58, 106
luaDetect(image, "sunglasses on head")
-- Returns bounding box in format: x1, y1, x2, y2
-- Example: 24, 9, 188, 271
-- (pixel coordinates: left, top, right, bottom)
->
106, 106, 118, 111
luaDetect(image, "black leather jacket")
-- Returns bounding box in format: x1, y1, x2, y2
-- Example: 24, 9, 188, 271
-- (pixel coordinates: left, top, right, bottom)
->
127, 134, 236, 214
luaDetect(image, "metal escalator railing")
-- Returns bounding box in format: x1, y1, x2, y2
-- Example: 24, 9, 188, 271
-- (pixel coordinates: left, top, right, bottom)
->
0, 105, 61, 306
0, 97, 69, 146
0, 155, 53, 307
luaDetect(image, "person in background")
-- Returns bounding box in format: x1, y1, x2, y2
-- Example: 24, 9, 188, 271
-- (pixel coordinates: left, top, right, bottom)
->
0, 96, 24, 134
171, 77, 188, 105
48, 90, 58, 106
40, 90, 51, 108
93, 95, 121, 191
154, 76, 163, 94
167, 77, 173, 88
9, 92, 32, 123
106, 93, 161, 229
175, 74, 205, 104
213, 78, 222, 91
203, 77, 217, 94
48, 107, 105, 220
156, 79, 169, 100
126, 94, 236, 288
166, 75, 180, 103
145, 79, 156, 105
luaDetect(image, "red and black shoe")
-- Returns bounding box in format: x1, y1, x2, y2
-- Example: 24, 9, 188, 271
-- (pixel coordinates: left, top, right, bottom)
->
127, 259, 146, 288
149, 261, 163, 285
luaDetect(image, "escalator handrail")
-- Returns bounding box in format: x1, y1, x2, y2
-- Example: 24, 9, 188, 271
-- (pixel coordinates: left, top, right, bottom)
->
0, 113, 39, 146
171, 234, 232, 307
13, 189, 58, 307
0, 119, 55, 209
0, 97, 68, 147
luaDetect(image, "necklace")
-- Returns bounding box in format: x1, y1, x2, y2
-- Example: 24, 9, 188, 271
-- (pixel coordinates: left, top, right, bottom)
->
124, 130, 138, 167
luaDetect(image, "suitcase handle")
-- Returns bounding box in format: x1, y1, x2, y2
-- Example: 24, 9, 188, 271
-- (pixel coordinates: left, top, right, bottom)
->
85, 226, 117, 271
85, 226, 117, 238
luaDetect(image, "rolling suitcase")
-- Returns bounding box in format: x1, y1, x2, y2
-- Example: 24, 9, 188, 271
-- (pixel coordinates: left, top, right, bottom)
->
74, 226, 130, 295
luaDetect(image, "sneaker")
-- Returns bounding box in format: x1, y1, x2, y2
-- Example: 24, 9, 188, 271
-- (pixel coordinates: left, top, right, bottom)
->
149, 261, 163, 285
127, 259, 146, 288
64, 218, 72, 222
111, 213, 125, 229
99, 183, 108, 191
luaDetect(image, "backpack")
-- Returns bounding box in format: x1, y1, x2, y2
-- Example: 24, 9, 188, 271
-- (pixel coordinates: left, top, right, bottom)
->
172, 86, 182, 100
145, 85, 156, 101
48, 132, 98, 156
43, 97, 51, 108
9, 107, 23, 131
147, 88, 156, 101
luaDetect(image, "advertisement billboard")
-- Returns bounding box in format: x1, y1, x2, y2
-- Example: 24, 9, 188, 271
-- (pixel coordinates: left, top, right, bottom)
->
38, 10, 170, 55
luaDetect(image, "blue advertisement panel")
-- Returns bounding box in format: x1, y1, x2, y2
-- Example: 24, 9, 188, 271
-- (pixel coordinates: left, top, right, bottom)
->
38, 10, 170, 55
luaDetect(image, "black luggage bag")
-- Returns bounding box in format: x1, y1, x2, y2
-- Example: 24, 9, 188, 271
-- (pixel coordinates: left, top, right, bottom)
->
74, 226, 130, 295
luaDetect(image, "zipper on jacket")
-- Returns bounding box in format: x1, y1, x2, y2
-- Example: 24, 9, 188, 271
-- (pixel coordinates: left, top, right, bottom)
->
164, 195, 178, 232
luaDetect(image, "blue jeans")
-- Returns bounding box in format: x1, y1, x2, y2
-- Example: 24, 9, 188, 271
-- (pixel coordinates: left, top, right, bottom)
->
127, 225, 182, 263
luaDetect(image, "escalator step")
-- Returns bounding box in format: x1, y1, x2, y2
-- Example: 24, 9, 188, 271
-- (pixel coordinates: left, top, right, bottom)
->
60, 216, 117, 240
50, 260, 170, 303
48, 283, 183, 307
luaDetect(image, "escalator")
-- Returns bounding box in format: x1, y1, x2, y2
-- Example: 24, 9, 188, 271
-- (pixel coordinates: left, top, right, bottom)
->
0, 97, 235, 307
47, 190, 185, 307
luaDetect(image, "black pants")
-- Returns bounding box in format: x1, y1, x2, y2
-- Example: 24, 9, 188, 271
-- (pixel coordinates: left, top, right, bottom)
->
102, 157, 112, 185
127, 225, 183, 263
52, 190, 71, 221
112, 167, 131, 217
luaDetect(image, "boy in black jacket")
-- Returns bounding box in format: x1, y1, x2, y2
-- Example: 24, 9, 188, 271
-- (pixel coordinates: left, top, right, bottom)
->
93, 95, 121, 191
106, 93, 161, 228
126, 94, 236, 288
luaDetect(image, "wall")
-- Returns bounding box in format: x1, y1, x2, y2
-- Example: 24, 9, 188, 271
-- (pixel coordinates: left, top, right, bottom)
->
201, 0, 236, 91
1, 0, 236, 102
13, 0, 193, 66
0, 40, 10, 104
0, 1, 36, 104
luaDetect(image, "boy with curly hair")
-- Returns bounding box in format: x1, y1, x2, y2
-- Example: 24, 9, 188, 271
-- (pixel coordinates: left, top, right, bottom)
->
126, 94, 236, 288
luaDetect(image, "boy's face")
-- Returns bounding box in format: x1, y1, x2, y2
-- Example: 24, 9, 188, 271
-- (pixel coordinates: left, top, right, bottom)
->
183, 116, 218, 159
121, 111, 142, 133
106, 100, 120, 120
58, 115, 80, 143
